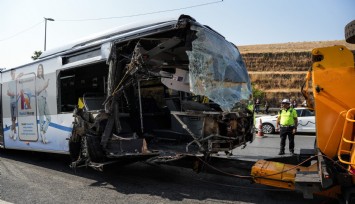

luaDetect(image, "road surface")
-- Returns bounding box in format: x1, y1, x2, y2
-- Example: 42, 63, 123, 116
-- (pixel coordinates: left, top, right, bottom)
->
0, 134, 336, 204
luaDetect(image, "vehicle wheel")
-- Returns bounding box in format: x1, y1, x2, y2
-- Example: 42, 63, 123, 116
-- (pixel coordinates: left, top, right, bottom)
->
85, 133, 105, 162
345, 20, 355, 44
262, 123, 275, 134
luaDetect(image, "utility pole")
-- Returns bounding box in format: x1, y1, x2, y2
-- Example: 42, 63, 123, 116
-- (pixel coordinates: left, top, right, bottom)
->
44, 17, 55, 51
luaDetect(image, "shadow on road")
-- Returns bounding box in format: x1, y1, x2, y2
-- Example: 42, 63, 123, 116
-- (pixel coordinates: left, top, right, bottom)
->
0, 148, 333, 204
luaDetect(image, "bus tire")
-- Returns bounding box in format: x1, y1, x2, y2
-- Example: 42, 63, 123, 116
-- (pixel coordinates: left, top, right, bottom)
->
85, 134, 105, 162
345, 20, 355, 44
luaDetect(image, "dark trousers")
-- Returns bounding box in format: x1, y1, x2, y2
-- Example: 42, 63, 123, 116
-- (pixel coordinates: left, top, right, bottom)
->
255, 105, 260, 113
280, 127, 295, 152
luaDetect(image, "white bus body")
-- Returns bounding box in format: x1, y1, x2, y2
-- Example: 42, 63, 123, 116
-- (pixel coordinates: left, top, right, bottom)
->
0, 15, 254, 167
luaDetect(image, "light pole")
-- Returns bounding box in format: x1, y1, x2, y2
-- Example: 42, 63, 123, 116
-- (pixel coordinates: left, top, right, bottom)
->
44, 17, 54, 51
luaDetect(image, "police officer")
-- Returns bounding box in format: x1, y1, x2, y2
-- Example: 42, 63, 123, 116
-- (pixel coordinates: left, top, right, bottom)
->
276, 99, 298, 155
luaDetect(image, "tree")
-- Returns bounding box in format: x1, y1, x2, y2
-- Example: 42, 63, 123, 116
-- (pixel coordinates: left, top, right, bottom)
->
31, 50, 42, 60
252, 83, 264, 100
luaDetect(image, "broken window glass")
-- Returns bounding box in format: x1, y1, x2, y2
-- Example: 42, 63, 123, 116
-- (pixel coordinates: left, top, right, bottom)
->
187, 25, 252, 112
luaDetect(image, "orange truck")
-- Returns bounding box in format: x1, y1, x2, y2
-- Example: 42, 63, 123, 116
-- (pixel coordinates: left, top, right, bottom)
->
251, 20, 355, 203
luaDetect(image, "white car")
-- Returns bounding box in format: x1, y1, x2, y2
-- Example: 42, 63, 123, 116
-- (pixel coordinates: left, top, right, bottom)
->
255, 107, 316, 134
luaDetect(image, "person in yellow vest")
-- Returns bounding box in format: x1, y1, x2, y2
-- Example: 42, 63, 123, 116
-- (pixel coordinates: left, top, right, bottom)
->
276, 99, 298, 155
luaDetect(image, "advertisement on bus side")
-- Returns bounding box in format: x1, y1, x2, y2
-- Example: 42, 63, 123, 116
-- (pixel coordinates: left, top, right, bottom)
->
2, 63, 71, 154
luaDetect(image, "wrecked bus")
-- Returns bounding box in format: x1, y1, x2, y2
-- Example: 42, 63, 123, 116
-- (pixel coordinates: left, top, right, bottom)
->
0, 15, 254, 169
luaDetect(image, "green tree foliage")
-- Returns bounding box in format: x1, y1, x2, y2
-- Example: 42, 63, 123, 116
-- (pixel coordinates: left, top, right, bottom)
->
252, 83, 264, 100
31, 50, 42, 60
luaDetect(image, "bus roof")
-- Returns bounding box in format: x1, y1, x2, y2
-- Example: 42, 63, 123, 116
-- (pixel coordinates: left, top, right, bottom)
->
40, 16, 179, 59
4, 15, 183, 72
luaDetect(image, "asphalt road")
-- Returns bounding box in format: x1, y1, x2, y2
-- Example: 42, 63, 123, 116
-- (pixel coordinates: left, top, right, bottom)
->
0, 134, 336, 204
231, 133, 316, 160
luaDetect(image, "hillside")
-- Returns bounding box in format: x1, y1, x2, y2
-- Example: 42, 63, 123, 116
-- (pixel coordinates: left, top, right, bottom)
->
239, 40, 355, 107
239, 40, 355, 53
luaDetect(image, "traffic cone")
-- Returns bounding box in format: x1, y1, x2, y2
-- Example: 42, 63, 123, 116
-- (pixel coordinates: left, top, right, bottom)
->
257, 118, 264, 137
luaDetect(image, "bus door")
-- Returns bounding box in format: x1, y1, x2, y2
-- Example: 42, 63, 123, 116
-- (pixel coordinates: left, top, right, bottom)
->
17, 73, 38, 141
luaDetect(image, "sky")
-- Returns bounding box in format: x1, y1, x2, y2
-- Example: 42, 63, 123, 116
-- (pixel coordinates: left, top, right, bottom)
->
0, 0, 354, 69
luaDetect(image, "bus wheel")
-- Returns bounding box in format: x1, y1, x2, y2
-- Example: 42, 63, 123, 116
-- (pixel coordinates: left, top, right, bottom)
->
85, 133, 105, 162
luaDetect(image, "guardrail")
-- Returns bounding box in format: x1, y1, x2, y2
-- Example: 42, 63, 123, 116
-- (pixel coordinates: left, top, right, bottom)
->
255, 107, 280, 115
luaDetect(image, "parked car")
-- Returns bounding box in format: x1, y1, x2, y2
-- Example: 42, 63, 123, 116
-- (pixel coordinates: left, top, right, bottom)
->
255, 107, 315, 134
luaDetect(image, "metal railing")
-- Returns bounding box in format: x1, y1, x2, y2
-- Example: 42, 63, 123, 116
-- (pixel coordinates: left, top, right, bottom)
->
337, 108, 355, 165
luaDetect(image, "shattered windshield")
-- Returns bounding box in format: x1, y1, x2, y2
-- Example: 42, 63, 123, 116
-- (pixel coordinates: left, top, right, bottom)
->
187, 25, 252, 112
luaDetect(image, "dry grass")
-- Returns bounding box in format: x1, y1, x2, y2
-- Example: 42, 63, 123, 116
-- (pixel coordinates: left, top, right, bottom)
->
239, 40, 355, 53
249, 71, 307, 74
250, 73, 305, 90
242, 52, 311, 72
